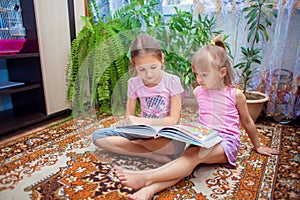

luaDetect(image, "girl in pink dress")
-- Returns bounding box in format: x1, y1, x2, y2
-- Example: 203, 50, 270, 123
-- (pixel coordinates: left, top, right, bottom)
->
114, 36, 280, 200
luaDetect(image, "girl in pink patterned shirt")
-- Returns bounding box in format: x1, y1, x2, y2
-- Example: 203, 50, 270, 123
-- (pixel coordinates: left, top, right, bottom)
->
114, 36, 280, 200
92, 34, 185, 163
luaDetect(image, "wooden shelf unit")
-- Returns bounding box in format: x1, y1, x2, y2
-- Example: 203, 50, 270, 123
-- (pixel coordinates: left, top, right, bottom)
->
0, 0, 46, 135
0, 0, 72, 135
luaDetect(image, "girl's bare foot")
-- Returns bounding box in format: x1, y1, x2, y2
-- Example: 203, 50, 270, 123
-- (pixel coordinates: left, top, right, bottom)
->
127, 187, 154, 200
114, 166, 147, 190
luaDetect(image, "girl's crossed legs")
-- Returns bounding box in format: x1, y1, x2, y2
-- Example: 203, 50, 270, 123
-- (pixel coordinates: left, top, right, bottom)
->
115, 144, 228, 200
93, 128, 186, 163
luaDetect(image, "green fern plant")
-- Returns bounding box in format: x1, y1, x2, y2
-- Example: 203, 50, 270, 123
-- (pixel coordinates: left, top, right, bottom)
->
66, 0, 165, 117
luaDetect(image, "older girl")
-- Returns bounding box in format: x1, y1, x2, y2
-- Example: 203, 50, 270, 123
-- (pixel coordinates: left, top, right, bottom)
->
92, 34, 186, 163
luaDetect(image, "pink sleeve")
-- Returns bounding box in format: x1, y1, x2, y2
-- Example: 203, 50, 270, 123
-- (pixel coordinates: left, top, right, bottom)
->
169, 75, 184, 96
127, 78, 137, 99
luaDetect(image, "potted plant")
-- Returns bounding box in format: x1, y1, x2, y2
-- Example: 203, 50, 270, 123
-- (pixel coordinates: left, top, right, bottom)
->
235, 0, 277, 121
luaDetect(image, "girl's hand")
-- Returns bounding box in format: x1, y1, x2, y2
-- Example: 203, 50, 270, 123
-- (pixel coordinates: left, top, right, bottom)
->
256, 146, 280, 156
127, 115, 143, 125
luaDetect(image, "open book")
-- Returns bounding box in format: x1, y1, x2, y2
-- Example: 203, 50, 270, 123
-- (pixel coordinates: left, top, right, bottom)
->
116, 123, 223, 148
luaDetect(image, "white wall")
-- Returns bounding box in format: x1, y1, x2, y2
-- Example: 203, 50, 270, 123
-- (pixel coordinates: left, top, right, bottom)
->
74, 0, 86, 34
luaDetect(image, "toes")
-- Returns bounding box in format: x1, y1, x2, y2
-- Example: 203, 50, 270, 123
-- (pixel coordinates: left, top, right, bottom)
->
118, 175, 127, 182
127, 194, 139, 200
114, 166, 123, 173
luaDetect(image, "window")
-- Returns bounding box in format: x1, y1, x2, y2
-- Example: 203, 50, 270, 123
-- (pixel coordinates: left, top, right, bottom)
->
162, 0, 193, 6
162, 0, 193, 17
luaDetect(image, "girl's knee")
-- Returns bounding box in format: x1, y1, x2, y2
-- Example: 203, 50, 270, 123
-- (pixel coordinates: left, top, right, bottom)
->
92, 131, 104, 144
93, 137, 105, 148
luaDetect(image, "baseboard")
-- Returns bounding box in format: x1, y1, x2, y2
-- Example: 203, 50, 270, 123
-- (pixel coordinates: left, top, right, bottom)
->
0, 109, 72, 140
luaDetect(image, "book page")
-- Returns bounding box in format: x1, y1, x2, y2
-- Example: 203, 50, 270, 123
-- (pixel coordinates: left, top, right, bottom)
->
159, 123, 218, 142
116, 125, 157, 138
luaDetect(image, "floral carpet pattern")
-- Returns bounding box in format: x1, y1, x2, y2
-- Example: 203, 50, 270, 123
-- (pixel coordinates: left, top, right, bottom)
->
0, 109, 298, 199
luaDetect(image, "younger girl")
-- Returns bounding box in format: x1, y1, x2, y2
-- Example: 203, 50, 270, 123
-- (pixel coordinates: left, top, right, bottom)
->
114, 37, 280, 200
92, 33, 186, 163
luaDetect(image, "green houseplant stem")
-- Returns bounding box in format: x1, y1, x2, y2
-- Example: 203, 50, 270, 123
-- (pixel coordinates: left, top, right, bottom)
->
235, 0, 277, 95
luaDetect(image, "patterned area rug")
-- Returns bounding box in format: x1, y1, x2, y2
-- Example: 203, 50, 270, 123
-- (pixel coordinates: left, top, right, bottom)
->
0, 108, 298, 199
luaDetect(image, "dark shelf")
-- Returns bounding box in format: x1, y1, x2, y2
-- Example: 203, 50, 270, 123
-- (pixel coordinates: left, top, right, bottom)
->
0, 108, 47, 135
0, 53, 40, 59
0, 83, 41, 95
0, 0, 48, 136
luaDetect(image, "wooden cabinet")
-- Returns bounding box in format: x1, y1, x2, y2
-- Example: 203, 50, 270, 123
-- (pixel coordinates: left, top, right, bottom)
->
0, 53, 47, 134
33, 0, 70, 116
0, 0, 71, 135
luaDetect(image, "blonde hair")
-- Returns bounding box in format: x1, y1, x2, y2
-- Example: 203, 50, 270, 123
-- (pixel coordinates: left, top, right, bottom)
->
129, 34, 163, 76
192, 36, 234, 86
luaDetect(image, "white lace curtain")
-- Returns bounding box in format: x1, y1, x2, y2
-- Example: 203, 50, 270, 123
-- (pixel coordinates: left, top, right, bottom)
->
193, 0, 300, 122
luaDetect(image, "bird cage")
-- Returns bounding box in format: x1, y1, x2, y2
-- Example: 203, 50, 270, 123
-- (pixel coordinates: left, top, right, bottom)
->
0, 0, 26, 54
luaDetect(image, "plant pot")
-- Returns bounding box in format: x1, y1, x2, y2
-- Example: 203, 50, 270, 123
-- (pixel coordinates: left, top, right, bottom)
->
246, 91, 269, 122
182, 84, 198, 111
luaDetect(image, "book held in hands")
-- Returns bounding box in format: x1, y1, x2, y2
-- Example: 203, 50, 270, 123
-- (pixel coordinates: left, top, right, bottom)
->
116, 123, 223, 148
